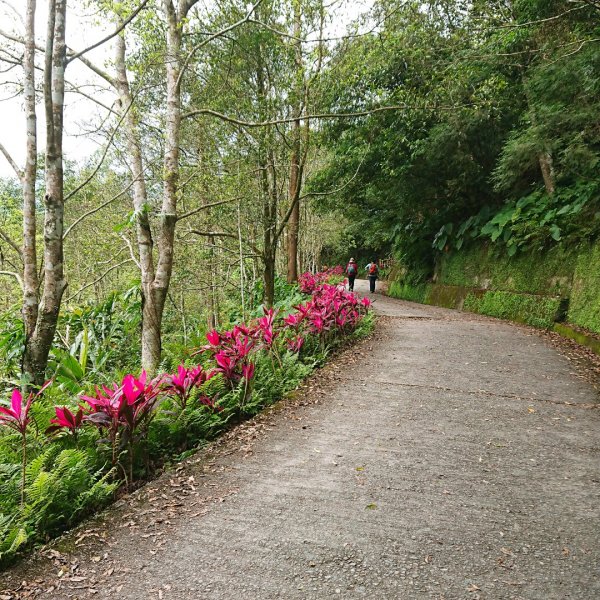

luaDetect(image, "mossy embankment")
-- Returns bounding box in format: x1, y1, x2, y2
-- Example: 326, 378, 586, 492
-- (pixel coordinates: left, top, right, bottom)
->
388, 241, 600, 339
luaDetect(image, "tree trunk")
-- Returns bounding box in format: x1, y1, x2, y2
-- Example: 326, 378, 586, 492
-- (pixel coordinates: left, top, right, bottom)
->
286, 128, 300, 283
263, 252, 276, 308
21, 0, 39, 378
538, 151, 555, 196
207, 234, 218, 329
522, 74, 555, 196
114, 27, 162, 374
286, 0, 303, 283
24, 0, 67, 384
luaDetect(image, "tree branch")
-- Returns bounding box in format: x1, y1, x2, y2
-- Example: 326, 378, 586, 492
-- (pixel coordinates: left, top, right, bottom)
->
183, 103, 475, 127
64, 96, 135, 202
299, 152, 366, 200
186, 228, 262, 256
176, 196, 243, 221
0, 269, 23, 289
66, 0, 149, 65
0, 225, 23, 258
63, 179, 135, 240
176, 0, 264, 90
0, 140, 23, 180
119, 234, 141, 270
65, 259, 134, 303
186, 230, 237, 239
494, 5, 587, 28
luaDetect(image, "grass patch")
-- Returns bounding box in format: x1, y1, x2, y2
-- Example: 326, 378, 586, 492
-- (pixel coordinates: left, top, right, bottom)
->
463, 290, 561, 328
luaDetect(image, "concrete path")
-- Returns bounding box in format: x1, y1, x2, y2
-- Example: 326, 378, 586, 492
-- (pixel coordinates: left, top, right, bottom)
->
3, 280, 600, 599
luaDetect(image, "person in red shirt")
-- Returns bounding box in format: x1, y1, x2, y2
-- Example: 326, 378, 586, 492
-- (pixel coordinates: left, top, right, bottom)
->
345, 258, 358, 291
366, 259, 379, 293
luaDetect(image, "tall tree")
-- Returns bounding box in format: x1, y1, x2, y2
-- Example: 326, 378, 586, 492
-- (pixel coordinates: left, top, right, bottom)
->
0, 0, 69, 384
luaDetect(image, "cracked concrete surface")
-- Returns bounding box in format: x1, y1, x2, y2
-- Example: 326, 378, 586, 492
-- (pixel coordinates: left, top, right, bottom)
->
2, 279, 599, 599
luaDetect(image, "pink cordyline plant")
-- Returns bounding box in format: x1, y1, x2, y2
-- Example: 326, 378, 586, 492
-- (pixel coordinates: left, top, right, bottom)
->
298, 266, 344, 294
200, 326, 257, 387
82, 371, 163, 483
287, 335, 305, 353
257, 307, 278, 348
0, 389, 35, 436
283, 278, 369, 345
0, 382, 51, 505
192, 267, 367, 402
162, 364, 215, 411
46, 405, 85, 441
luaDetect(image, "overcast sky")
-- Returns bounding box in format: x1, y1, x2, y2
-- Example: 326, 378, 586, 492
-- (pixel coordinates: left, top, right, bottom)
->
0, 0, 373, 179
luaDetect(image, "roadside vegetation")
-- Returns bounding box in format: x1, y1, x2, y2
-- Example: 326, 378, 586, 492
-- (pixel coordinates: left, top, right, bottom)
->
0, 268, 372, 566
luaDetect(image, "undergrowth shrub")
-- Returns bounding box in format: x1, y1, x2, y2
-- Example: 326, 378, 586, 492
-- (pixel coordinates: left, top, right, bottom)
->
0, 268, 373, 567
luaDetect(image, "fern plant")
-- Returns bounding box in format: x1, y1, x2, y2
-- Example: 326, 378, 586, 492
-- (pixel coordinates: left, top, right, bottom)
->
0, 446, 117, 567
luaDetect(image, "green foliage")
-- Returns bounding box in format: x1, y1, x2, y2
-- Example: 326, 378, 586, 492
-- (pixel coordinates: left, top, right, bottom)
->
388, 281, 427, 304
248, 275, 305, 316
0, 309, 25, 388
441, 182, 600, 255
54, 287, 142, 380
438, 244, 576, 296
463, 290, 561, 328
568, 243, 600, 334
314, 0, 600, 275
0, 445, 117, 566
0, 288, 143, 390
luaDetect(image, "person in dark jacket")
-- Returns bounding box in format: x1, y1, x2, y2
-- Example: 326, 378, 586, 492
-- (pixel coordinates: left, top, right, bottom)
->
365, 260, 379, 293
345, 258, 358, 291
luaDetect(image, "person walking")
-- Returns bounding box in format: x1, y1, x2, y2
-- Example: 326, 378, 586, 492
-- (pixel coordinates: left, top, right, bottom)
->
345, 258, 358, 291
365, 259, 379, 293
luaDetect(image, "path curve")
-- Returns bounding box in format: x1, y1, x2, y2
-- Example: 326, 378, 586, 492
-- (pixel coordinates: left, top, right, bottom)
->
3, 280, 600, 599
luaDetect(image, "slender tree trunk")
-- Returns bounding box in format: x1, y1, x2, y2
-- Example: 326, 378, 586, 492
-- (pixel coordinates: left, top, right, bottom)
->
21, 0, 39, 378
131, 0, 196, 373
261, 175, 276, 308
286, 0, 303, 283
255, 43, 278, 307
522, 69, 555, 196
538, 151, 555, 195
110, 0, 198, 372
114, 28, 162, 373
24, 0, 68, 384
286, 125, 301, 283
237, 200, 246, 318
263, 252, 276, 308
207, 234, 218, 329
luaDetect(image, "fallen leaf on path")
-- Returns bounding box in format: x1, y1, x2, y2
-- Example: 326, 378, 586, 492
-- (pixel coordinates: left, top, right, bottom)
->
365, 503, 377, 510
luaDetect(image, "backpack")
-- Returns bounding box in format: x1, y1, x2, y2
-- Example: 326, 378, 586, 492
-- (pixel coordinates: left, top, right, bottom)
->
369, 263, 379, 276
347, 263, 357, 276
